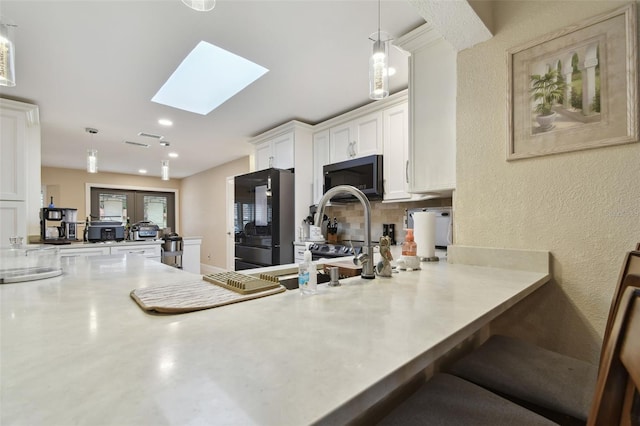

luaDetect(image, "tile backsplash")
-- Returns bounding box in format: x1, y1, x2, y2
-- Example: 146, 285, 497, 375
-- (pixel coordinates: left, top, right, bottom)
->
323, 197, 452, 244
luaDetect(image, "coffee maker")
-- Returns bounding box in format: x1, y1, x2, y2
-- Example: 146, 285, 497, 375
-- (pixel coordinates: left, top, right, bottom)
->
40, 208, 79, 243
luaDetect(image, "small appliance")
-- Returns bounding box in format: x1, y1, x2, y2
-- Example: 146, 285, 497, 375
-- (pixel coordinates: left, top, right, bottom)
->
130, 221, 160, 241
323, 154, 383, 201
86, 221, 125, 242
161, 233, 183, 269
40, 208, 79, 244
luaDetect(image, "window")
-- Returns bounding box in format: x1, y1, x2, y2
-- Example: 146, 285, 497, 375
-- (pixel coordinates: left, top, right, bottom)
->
90, 188, 175, 231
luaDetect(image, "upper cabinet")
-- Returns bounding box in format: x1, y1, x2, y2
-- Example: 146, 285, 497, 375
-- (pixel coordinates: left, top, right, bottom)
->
329, 111, 382, 163
397, 24, 457, 195
382, 102, 410, 201
254, 132, 295, 171
249, 121, 313, 229
312, 91, 408, 204
0, 99, 41, 242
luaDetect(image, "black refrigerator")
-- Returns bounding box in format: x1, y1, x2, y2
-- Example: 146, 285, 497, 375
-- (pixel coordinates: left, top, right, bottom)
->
234, 168, 294, 270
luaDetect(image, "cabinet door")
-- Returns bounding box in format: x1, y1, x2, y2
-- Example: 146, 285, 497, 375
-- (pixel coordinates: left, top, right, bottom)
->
111, 244, 161, 260
272, 132, 294, 169
313, 130, 330, 204
383, 103, 410, 201
329, 122, 354, 163
0, 200, 26, 243
408, 39, 456, 193
0, 108, 26, 200
255, 141, 273, 171
354, 111, 383, 158
59, 246, 110, 258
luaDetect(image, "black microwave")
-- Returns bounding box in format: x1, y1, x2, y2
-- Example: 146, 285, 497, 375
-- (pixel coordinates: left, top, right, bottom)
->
323, 154, 383, 201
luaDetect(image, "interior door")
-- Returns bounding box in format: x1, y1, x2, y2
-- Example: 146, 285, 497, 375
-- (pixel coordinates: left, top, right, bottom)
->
226, 176, 235, 270
90, 188, 175, 231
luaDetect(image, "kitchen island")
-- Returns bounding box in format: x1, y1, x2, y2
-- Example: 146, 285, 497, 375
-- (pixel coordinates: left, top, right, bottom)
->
0, 248, 549, 425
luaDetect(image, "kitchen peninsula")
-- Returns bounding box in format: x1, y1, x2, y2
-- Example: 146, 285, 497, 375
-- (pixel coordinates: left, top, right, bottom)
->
0, 247, 549, 425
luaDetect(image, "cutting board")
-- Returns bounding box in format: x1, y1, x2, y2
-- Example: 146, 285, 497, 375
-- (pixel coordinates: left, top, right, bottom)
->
323, 260, 362, 278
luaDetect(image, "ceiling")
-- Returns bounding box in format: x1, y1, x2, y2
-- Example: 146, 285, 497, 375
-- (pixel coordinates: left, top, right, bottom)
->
0, 0, 425, 179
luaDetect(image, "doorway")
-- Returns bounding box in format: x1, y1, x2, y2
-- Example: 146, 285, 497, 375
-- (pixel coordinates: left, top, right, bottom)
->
90, 187, 176, 231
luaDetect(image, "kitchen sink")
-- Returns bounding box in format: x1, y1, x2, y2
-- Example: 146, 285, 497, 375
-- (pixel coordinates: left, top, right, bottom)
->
279, 272, 331, 290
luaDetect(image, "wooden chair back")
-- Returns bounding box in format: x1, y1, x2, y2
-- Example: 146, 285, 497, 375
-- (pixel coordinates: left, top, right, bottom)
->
588, 279, 640, 426
601, 250, 640, 360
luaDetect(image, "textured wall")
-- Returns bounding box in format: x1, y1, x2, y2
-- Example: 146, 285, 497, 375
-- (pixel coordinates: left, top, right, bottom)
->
180, 156, 250, 269
455, 1, 640, 363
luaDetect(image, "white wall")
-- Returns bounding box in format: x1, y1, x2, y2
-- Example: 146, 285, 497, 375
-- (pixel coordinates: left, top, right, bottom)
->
455, 0, 640, 363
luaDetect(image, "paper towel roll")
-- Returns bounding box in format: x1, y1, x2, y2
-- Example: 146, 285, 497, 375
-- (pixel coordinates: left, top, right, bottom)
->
413, 211, 436, 258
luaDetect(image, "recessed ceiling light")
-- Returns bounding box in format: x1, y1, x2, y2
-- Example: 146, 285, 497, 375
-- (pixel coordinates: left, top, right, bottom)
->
168, 152, 179, 158
138, 132, 163, 139
158, 119, 173, 126
124, 140, 150, 148
138, 169, 147, 174
151, 41, 269, 115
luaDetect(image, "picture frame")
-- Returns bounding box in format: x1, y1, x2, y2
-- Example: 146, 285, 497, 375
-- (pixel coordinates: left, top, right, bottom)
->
507, 4, 638, 160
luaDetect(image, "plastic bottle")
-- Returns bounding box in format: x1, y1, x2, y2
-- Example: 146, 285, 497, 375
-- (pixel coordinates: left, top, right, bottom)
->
402, 229, 417, 256
298, 249, 317, 295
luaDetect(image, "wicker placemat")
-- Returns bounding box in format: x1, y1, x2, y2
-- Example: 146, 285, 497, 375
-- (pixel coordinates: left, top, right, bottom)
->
131, 278, 286, 314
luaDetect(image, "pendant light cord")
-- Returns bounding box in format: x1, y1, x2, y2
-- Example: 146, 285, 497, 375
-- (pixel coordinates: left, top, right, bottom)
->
377, 0, 381, 40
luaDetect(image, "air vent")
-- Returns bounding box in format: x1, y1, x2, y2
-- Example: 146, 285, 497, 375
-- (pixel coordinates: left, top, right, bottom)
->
138, 132, 163, 139
124, 140, 150, 148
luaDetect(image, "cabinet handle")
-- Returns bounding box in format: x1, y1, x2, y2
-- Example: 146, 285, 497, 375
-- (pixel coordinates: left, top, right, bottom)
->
269, 156, 274, 168
350, 141, 356, 158
405, 160, 409, 184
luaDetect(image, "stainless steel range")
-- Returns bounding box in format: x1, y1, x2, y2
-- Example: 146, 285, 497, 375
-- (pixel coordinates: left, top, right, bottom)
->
307, 243, 355, 261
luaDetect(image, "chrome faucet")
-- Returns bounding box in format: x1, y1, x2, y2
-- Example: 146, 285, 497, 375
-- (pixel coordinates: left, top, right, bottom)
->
315, 185, 375, 279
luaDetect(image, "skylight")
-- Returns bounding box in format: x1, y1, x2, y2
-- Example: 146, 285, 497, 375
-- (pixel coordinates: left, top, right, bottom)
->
152, 41, 268, 115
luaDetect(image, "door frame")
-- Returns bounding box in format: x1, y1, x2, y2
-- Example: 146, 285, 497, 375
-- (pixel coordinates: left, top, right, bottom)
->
85, 183, 180, 233
226, 176, 235, 271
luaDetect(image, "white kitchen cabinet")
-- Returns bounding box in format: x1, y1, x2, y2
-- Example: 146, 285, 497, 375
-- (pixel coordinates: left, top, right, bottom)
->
249, 121, 313, 230
58, 242, 161, 261
253, 132, 294, 171
0, 99, 41, 244
397, 24, 457, 194
182, 237, 202, 274
329, 111, 382, 163
312, 130, 330, 204
383, 102, 410, 201
0, 201, 26, 245
59, 246, 110, 258
110, 243, 161, 261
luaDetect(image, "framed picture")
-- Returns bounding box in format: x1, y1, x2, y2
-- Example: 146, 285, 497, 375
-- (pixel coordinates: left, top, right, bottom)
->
507, 4, 638, 160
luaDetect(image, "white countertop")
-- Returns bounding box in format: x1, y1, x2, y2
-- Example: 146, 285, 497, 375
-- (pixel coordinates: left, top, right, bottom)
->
0, 253, 549, 425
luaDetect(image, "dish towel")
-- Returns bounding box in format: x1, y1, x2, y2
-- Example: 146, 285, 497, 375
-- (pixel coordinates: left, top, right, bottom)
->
131, 278, 285, 314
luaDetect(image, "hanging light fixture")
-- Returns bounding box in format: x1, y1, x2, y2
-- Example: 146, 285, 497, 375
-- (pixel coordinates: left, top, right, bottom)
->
85, 128, 98, 174
0, 17, 17, 87
181, 0, 216, 12
161, 160, 170, 181
369, 0, 390, 100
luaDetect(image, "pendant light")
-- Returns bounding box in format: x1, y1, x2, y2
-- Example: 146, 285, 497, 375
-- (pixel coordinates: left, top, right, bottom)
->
161, 160, 170, 181
181, 0, 215, 12
0, 17, 16, 87
85, 128, 98, 174
369, 0, 389, 100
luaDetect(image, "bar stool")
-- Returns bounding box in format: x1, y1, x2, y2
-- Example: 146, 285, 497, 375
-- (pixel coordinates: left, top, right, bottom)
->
447, 250, 640, 423
378, 373, 558, 425
587, 281, 640, 425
